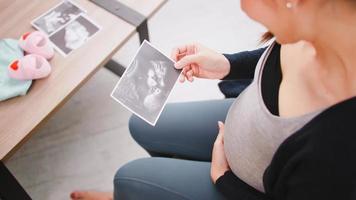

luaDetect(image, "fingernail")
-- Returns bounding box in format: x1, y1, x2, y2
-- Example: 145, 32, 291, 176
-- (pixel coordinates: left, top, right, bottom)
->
174, 62, 180, 69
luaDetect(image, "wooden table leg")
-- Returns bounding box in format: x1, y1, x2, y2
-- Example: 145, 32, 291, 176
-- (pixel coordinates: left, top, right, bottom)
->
137, 19, 150, 43
0, 161, 31, 200
105, 59, 126, 77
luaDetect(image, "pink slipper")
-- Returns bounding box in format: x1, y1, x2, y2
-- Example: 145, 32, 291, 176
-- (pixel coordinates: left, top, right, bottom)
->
8, 54, 52, 80
19, 31, 54, 60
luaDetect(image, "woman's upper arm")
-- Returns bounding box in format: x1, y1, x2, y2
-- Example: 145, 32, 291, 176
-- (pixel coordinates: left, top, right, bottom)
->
223, 47, 267, 80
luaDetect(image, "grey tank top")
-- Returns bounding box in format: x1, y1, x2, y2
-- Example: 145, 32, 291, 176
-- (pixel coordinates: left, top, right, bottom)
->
224, 42, 323, 192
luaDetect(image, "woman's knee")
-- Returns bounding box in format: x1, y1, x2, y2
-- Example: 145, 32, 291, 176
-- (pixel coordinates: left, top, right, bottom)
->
128, 114, 145, 143
113, 158, 187, 200
114, 158, 224, 200
113, 158, 145, 199
128, 103, 176, 148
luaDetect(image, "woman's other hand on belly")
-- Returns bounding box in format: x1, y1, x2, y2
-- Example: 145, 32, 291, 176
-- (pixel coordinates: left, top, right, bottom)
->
211, 121, 230, 183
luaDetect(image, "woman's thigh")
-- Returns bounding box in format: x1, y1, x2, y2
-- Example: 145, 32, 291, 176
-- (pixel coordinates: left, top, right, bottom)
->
129, 99, 234, 161
114, 157, 225, 200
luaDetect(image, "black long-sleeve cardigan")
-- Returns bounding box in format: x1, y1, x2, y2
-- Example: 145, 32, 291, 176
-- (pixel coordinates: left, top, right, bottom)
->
216, 44, 356, 200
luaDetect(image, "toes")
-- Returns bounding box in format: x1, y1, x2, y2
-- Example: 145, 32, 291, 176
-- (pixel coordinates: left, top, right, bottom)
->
70, 190, 113, 200
70, 191, 85, 199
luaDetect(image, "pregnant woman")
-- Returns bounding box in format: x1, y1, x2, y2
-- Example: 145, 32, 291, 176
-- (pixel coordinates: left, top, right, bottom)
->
71, 0, 356, 199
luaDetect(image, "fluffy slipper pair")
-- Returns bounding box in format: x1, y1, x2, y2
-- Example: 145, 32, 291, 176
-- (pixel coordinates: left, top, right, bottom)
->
8, 31, 54, 80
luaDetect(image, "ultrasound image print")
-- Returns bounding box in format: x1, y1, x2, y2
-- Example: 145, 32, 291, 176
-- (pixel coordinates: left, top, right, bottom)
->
49, 15, 100, 56
32, 0, 85, 35
111, 41, 181, 126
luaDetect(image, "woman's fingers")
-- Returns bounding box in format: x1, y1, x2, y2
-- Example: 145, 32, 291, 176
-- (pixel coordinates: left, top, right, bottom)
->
174, 54, 200, 69
217, 121, 225, 143
171, 44, 199, 83
171, 45, 189, 61
179, 66, 190, 83
218, 121, 225, 134
186, 69, 194, 82
179, 64, 198, 83
179, 74, 186, 83
175, 55, 199, 83
215, 133, 223, 145
182, 65, 191, 76
179, 68, 187, 83
176, 52, 186, 61
171, 47, 180, 62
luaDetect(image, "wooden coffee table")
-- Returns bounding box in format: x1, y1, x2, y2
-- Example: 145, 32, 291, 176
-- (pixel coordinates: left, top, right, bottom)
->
0, 0, 166, 199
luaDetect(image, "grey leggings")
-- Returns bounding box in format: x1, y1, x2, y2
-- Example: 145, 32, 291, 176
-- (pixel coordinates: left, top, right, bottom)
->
114, 99, 234, 200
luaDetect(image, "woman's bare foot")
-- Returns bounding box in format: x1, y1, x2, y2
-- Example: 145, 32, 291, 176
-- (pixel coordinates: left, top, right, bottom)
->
70, 190, 113, 200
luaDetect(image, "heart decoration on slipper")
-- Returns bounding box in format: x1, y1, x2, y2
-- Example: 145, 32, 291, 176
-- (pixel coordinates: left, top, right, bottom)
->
19, 31, 54, 60
8, 54, 51, 80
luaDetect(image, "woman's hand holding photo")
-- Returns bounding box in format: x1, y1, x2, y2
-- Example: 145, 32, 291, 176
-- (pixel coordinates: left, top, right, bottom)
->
171, 43, 231, 82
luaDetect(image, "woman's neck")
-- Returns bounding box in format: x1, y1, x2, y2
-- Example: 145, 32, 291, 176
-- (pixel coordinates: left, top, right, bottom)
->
297, 8, 356, 101
312, 3, 356, 75
311, 20, 356, 91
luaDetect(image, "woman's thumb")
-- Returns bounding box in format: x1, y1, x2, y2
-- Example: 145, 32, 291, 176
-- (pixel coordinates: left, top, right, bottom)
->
218, 121, 224, 131
174, 54, 200, 69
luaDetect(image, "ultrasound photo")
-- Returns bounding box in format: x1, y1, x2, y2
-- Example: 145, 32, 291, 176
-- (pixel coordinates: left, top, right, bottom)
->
111, 41, 181, 126
49, 14, 100, 56
32, 0, 85, 35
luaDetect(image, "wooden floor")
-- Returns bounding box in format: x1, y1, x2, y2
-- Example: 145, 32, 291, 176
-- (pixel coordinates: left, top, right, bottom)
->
6, 68, 148, 199
5, 0, 264, 199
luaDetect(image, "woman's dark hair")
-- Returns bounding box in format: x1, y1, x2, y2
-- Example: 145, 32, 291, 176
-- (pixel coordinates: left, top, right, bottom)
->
260, 31, 274, 43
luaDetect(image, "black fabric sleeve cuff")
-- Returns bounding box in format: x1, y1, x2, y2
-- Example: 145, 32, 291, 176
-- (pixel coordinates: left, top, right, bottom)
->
216, 171, 268, 200
222, 47, 267, 80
